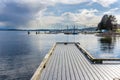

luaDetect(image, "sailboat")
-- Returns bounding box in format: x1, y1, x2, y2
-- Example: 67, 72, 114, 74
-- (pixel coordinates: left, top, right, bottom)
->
72, 25, 79, 35
64, 26, 71, 34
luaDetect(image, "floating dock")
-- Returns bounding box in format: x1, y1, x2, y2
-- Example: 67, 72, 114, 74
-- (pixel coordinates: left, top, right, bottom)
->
31, 42, 120, 80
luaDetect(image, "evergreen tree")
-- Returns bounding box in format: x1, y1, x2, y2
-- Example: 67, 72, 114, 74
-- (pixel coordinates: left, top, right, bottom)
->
97, 14, 117, 31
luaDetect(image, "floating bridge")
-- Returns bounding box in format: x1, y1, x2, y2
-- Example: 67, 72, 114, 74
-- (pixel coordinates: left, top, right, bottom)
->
31, 42, 120, 80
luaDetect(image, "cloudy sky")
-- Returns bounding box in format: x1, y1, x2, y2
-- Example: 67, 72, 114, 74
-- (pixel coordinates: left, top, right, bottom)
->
0, 0, 120, 29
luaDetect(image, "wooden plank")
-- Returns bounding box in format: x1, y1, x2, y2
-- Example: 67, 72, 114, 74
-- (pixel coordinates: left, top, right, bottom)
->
48, 48, 59, 80
67, 45, 76, 80
97, 65, 118, 79
61, 47, 66, 80
42, 47, 58, 80
74, 45, 105, 80
52, 47, 61, 80
72, 47, 100, 80
32, 43, 120, 80
68, 45, 80, 80
65, 46, 71, 80
40, 46, 60, 80
73, 45, 95, 80
57, 46, 62, 80
31, 44, 56, 80
71, 48, 86, 80
40, 53, 54, 80
108, 65, 120, 76
70, 45, 85, 80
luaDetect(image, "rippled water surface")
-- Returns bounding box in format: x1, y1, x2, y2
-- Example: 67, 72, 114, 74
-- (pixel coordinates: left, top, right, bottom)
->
0, 31, 120, 80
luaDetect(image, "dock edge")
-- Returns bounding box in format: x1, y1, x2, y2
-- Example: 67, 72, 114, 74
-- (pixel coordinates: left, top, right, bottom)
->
31, 43, 56, 80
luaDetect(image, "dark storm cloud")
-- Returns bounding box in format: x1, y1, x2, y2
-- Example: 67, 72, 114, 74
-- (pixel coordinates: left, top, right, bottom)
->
0, 1, 46, 28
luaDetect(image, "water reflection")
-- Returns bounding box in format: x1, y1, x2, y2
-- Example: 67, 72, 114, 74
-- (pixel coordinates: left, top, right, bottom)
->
99, 36, 116, 53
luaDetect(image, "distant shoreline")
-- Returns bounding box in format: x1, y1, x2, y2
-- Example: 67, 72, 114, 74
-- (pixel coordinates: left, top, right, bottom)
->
96, 32, 120, 37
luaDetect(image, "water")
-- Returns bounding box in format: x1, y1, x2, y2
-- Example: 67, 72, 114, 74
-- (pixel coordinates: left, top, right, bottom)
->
0, 31, 120, 80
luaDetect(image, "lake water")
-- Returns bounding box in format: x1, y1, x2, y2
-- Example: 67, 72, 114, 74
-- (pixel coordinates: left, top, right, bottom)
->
0, 31, 120, 80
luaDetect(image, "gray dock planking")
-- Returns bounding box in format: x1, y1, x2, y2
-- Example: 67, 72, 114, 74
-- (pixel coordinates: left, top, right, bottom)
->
32, 43, 120, 80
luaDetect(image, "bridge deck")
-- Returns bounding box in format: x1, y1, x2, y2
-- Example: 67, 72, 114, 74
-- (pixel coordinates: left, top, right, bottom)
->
32, 43, 120, 80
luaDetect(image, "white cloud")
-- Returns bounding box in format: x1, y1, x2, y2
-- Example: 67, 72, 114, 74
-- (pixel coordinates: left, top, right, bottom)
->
92, 0, 117, 7
18, 0, 88, 6
104, 8, 119, 14
26, 9, 101, 28
54, 0, 88, 4
79, 9, 98, 18
61, 12, 77, 24
60, 9, 101, 26
15, 0, 118, 6
24, 8, 63, 29
77, 9, 101, 26
25, 16, 63, 29
0, 0, 119, 29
